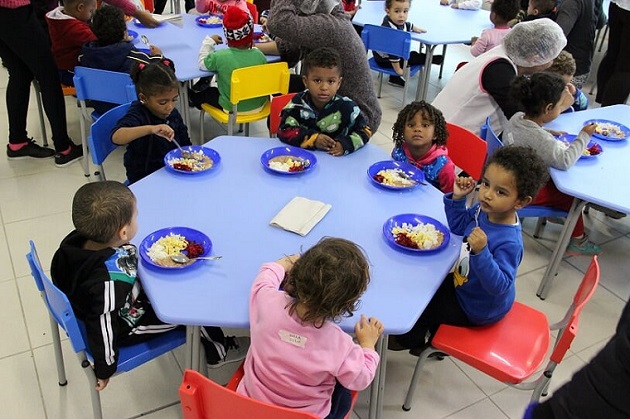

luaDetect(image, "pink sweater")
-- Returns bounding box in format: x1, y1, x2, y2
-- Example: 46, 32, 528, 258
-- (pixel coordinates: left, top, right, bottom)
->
237, 263, 380, 418
470, 26, 510, 57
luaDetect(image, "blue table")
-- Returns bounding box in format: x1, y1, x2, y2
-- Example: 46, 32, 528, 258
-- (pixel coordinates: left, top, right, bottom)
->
130, 136, 460, 418
538, 105, 630, 299
127, 15, 279, 129
353, 0, 491, 101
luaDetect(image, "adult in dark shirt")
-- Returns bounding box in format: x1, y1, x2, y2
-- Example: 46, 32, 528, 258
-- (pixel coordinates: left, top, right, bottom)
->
596, 0, 630, 106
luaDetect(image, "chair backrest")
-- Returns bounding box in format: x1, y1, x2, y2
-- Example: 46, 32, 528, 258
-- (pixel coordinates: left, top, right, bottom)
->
26, 241, 88, 355
483, 116, 504, 159
89, 102, 131, 167
550, 256, 599, 364
269, 93, 297, 136
73, 66, 137, 104
180, 369, 318, 419
446, 122, 487, 180
361, 24, 412, 61
230, 62, 290, 107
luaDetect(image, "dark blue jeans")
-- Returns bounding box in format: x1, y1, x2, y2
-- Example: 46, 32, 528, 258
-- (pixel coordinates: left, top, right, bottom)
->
325, 381, 352, 419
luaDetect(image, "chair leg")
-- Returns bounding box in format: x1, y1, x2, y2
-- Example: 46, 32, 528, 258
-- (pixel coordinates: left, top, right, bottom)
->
200, 112, 205, 143
33, 81, 49, 147
403, 349, 433, 411
244, 123, 250, 136
598, 25, 608, 52
377, 73, 383, 99
80, 354, 103, 419
533, 217, 546, 238
438, 45, 447, 79
77, 104, 90, 178
49, 315, 68, 386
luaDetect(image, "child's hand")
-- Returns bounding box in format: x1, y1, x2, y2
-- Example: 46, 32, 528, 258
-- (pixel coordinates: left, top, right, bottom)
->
566, 82, 577, 96
413, 26, 427, 33
150, 45, 162, 55
328, 142, 344, 156
467, 226, 487, 254
470, 36, 478, 45
355, 314, 384, 349
453, 176, 476, 200
152, 124, 174, 141
124, 30, 133, 42
96, 377, 109, 391
211, 35, 223, 44
581, 122, 597, 137
315, 133, 336, 151
440, 0, 449, 5
451, 3, 460, 8
276, 254, 300, 272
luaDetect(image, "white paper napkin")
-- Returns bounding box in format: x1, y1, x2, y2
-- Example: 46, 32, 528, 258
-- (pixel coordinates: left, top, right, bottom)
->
270, 197, 332, 236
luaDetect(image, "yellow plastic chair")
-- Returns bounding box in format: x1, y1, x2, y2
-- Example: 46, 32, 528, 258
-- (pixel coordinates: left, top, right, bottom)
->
199, 62, 290, 139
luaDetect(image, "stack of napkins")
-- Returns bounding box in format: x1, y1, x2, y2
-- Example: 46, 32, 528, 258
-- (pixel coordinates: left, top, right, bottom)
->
270, 197, 332, 236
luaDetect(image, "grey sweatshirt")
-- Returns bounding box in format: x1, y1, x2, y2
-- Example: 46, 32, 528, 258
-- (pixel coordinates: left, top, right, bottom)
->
267, 0, 383, 132
503, 112, 589, 170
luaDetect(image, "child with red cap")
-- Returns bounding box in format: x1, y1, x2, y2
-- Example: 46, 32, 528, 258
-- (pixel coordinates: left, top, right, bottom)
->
193, 6, 268, 114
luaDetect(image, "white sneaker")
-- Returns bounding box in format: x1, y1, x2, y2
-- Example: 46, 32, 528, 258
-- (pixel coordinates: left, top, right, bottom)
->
207, 336, 250, 369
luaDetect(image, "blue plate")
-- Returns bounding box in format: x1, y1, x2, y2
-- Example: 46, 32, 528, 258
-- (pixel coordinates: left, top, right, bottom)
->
195, 15, 223, 27
584, 119, 630, 141
382, 214, 450, 253
554, 134, 602, 159
367, 160, 425, 190
261, 146, 317, 175
127, 30, 138, 41
139, 227, 212, 269
164, 146, 220, 175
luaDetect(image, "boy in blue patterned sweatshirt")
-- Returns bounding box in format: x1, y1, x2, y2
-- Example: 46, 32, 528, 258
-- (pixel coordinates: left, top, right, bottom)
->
278, 47, 372, 156
389, 146, 549, 353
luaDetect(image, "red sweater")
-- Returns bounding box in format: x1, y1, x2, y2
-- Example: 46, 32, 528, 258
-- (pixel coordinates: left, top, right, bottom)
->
45, 7, 96, 71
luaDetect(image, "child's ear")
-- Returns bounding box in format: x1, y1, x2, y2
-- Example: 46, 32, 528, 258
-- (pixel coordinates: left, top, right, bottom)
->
544, 102, 554, 114
514, 196, 533, 210
532, 8, 539, 15
138, 92, 147, 104
118, 223, 131, 242
301, 75, 308, 88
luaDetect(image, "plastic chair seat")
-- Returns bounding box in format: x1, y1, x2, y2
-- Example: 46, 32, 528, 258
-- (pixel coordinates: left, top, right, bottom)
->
446, 122, 487, 180
367, 57, 422, 79
432, 302, 550, 383
201, 100, 271, 126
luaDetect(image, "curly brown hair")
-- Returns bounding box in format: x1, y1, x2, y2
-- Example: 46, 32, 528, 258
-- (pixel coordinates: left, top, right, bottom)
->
392, 101, 448, 148
284, 237, 370, 328
548, 50, 576, 78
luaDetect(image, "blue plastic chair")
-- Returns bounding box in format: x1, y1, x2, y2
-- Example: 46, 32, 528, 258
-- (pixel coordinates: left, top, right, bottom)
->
361, 24, 423, 104
26, 240, 186, 419
481, 117, 504, 160
89, 103, 131, 182
73, 67, 137, 178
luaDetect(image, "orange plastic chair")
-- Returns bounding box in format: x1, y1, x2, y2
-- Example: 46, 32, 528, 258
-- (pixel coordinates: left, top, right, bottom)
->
180, 365, 359, 419
446, 122, 487, 180
269, 92, 296, 137
402, 256, 600, 412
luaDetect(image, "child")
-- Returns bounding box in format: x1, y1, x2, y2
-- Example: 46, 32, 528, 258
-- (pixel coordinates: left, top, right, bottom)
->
79, 6, 165, 115
503, 72, 600, 255
51, 181, 249, 391
236, 237, 384, 418
112, 59, 192, 184
470, 0, 519, 57
440, 0, 482, 10
391, 101, 455, 193
195, 0, 249, 17
523, 0, 557, 21
374, 0, 436, 87
278, 47, 372, 156
547, 51, 589, 112
388, 146, 549, 352
193, 6, 267, 112
45, 0, 98, 86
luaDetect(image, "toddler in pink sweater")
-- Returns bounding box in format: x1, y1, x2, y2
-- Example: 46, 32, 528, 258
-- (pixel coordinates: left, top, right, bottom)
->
470, 0, 519, 57
237, 237, 384, 418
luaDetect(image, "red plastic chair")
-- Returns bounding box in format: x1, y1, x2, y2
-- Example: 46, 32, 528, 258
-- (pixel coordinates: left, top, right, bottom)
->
446, 122, 487, 180
402, 256, 600, 411
180, 364, 359, 419
269, 92, 296, 137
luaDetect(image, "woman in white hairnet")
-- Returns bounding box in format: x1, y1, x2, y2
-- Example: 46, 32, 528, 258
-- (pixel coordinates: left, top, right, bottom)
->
432, 18, 566, 136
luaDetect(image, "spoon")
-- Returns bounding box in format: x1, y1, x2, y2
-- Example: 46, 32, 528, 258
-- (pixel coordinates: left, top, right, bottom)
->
171, 138, 194, 159
141, 34, 151, 47
171, 254, 223, 264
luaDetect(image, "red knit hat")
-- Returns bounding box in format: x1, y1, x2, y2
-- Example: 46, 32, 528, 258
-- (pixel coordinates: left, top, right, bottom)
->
222, 6, 253, 47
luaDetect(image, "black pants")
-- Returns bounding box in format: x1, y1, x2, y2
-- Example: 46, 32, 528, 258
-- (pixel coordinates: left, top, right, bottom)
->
373, 51, 426, 72
325, 381, 352, 419
0, 4, 72, 151
394, 273, 475, 349
596, 2, 630, 106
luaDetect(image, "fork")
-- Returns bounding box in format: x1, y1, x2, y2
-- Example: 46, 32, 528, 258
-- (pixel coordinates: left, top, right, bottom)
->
395, 169, 427, 185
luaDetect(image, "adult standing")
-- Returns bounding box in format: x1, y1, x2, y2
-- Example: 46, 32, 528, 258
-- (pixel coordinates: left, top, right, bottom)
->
265, 0, 382, 132
596, 0, 630, 106
432, 18, 566, 137
555, 0, 598, 88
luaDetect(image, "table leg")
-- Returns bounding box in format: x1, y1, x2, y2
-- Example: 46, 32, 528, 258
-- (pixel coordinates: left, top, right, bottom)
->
536, 198, 586, 299
368, 333, 387, 419
188, 325, 201, 371
180, 81, 191, 129
415, 44, 437, 102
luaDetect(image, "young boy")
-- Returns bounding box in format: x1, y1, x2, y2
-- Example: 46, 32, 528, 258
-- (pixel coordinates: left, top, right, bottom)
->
277, 47, 372, 156
45, 0, 98, 86
79, 6, 164, 114
193, 6, 267, 111
547, 51, 589, 112
388, 146, 549, 353
51, 181, 249, 390
373, 0, 443, 87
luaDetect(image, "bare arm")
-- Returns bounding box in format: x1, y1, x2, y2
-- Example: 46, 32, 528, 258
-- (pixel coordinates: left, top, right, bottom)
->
112, 124, 174, 145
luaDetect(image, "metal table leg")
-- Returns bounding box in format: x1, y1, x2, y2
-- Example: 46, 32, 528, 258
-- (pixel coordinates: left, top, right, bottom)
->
415, 44, 438, 102
368, 333, 387, 419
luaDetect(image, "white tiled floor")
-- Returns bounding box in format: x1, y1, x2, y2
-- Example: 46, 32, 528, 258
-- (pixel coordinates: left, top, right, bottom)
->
1, 41, 628, 419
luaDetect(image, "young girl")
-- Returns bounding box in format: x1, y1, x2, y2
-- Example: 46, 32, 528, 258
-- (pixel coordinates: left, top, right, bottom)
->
504, 72, 599, 255
391, 101, 455, 193
237, 238, 384, 419
389, 146, 548, 353
470, 0, 519, 57
112, 59, 192, 184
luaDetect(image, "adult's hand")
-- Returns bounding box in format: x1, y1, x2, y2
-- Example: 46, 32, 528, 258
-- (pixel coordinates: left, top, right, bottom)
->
135, 9, 160, 28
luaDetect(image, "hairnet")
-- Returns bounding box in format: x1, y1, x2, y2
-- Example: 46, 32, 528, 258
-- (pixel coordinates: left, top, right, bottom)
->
503, 19, 567, 67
